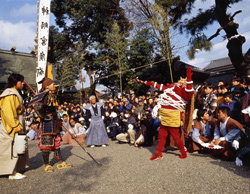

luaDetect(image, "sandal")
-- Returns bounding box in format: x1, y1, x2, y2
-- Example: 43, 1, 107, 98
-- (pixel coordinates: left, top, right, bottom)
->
44, 165, 54, 173
57, 161, 73, 169
9, 172, 26, 180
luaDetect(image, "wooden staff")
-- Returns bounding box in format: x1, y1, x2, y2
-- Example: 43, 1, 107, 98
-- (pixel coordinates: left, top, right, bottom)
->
24, 80, 36, 95
62, 124, 102, 165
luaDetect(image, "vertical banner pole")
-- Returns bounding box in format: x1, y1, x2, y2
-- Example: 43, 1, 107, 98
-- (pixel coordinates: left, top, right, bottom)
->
36, 0, 51, 92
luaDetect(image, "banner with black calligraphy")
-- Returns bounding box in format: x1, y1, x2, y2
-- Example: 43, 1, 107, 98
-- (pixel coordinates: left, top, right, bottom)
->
36, 0, 51, 92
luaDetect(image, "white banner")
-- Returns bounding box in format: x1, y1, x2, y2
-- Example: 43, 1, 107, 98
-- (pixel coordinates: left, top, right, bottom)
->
36, 0, 51, 92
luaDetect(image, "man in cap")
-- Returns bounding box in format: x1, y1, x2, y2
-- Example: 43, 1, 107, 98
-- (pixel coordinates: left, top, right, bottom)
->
119, 98, 132, 113
134, 98, 145, 120
107, 111, 120, 140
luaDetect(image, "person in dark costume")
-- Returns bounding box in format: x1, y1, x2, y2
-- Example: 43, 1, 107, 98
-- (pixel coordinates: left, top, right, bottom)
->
29, 78, 72, 172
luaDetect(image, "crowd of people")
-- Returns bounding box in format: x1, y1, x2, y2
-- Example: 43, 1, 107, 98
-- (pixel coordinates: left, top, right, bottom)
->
23, 73, 250, 164
1, 70, 250, 180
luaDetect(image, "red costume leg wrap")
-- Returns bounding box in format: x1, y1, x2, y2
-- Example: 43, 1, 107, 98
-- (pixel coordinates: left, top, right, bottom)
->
168, 127, 186, 154
156, 124, 168, 155
54, 136, 61, 150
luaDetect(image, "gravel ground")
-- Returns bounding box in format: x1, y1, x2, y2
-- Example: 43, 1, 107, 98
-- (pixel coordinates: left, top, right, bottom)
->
1, 139, 250, 194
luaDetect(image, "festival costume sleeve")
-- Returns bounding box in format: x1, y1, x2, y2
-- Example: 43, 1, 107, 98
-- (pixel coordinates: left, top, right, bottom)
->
192, 128, 203, 144
214, 125, 220, 140
136, 78, 166, 92
182, 66, 194, 100
136, 67, 194, 98
192, 121, 203, 144
224, 129, 241, 142
227, 118, 243, 131
0, 95, 22, 137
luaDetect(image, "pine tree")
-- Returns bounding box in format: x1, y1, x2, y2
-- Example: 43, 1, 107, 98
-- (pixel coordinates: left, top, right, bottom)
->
104, 21, 129, 97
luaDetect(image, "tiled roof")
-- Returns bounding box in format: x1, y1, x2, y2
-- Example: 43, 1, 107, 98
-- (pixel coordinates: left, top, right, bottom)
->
203, 57, 233, 72
204, 49, 250, 73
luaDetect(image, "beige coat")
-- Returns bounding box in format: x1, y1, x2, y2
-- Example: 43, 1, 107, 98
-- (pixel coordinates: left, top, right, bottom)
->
0, 88, 29, 175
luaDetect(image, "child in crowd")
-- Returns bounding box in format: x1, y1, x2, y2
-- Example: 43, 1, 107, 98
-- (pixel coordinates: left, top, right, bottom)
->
220, 92, 242, 122
202, 83, 217, 117
26, 121, 40, 140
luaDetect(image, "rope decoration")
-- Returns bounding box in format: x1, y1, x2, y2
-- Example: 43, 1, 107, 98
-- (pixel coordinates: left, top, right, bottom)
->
152, 86, 187, 118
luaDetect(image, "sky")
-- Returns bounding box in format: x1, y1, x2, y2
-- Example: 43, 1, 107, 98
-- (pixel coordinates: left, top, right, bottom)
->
0, 0, 250, 71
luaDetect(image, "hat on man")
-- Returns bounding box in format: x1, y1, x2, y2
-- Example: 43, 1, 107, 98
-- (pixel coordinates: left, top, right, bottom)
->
122, 98, 128, 102
138, 98, 143, 102
110, 112, 117, 118
79, 117, 85, 122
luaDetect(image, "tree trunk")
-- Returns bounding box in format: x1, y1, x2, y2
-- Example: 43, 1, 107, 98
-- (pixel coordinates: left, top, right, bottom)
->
215, 0, 250, 76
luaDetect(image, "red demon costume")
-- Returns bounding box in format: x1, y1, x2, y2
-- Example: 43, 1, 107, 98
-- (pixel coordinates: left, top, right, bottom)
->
136, 67, 194, 160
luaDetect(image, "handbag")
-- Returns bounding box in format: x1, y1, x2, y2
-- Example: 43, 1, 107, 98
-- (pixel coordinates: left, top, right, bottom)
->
14, 133, 28, 154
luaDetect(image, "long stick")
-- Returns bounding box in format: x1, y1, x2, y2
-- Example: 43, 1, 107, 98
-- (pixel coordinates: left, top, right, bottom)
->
62, 124, 102, 165
24, 80, 36, 95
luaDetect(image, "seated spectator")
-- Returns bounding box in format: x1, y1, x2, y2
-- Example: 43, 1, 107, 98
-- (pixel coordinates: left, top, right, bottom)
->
211, 106, 244, 161
134, 98, 144, 119
58, 107, 67, 119
131, 103, 137, 114
107, 111, 121, 140
112, 100, 120, 114
134, 109, 154, 147
79, 117, 88, 129
217, 80, 227, 87
190, 109, 216, 153
221, 84, 231, 95
146, 91, 151, 100
216, 84, 231, 116
104, 103, 110, 127
220, 92, 241, 122
119, 98, 132, 113
62, 118, 86, 146
61, 114, 70, 137
241, 78, 250, 124
24, 107, 33, 131
70, 107, 79, 121
154, 90, 159, 98
217, 86, 223, 97
116, 110, 137, 145
231, 77, 241, 93
235, 106, 250, 166
202, 83, 217, 117
26, 121, 40, 140
76, 106, 82, 120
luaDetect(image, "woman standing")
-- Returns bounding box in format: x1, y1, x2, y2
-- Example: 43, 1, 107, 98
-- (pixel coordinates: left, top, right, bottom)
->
0, 73, 29, 180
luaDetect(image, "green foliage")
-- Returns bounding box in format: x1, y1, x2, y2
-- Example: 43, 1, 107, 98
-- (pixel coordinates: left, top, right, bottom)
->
127, 29, 155, 93
187, 33, 212, 59
102, 21, 129, 96
56, 40, 87, 89
95, 26, 155, 96
149, 4, 174, 82
50, 0, 131, 94
157, 0, 249, 77
48, 26, 70, 63
51, 0, 130, 48
57, 56, 77, 89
